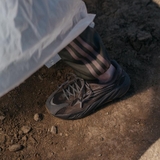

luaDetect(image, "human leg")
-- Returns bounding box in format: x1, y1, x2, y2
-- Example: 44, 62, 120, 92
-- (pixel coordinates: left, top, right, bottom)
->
58, 26, 111, 81
46, 27, 130, 120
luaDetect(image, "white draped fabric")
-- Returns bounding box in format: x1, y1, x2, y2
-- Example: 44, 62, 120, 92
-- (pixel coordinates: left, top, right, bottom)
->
0, 0, 95, 97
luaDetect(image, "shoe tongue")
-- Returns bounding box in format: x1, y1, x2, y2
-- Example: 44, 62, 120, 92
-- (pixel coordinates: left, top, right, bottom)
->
77, 79, 83, 87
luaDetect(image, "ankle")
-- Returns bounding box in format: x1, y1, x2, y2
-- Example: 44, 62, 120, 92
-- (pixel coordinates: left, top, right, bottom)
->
98, 64, 115, 83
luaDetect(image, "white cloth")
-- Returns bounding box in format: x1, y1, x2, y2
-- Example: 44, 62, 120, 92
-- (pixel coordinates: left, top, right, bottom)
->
0, 0, 95, 97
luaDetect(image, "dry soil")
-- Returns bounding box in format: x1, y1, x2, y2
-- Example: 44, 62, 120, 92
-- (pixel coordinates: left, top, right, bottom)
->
0, 0, 160, 160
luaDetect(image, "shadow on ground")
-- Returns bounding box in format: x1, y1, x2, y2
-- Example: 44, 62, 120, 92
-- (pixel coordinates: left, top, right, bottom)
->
0, 0, 160, 160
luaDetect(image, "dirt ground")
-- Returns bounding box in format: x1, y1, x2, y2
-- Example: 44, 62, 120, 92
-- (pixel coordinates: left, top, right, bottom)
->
0, 0, 160, 160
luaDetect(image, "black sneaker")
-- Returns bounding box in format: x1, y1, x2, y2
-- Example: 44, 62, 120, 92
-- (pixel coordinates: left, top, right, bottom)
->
46, 60, 130, 120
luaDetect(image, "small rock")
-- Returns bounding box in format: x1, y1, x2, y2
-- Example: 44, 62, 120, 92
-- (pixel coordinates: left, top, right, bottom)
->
0, 116, 5, 121
10, 139, 14, 145
0, 111, 5, 121
50, 126, 57, 134
137, 31, 152, 41
9, 144, 23, 152
21, 126, 31, 134
34, 113, 43, 121
98, 154, 102, 157
29, 136, 37, 145
21, 136, 28, 141
63, 147, 66, 150
38, 75, 43, 81
34, 153, 41, 158
100, 137, 104, 141
47, 152, 54, 158
65, 133, 68, 137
